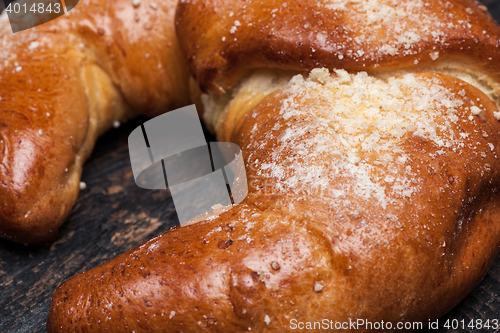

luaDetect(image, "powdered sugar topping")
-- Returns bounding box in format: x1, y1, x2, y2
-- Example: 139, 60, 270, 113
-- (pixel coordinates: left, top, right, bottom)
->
322, 0, 472, 58
252, 68, 471, 210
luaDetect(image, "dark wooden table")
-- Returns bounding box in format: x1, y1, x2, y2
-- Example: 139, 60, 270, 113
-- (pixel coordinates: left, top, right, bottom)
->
2, 1, 500, 332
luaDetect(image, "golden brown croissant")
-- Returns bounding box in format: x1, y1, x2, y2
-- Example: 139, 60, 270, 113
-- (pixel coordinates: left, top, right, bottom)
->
47, 0, 500, 331
0, 0, 190, 245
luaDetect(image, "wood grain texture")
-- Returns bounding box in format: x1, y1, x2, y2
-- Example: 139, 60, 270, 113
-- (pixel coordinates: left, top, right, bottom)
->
2, 1, 500, 332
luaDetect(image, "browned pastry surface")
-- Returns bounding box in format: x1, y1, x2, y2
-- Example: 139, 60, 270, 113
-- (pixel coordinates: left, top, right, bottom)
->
0, 0, 190, 245
48, 72, 500, 330
47, 0, 500, 331
176, 0, 500, 94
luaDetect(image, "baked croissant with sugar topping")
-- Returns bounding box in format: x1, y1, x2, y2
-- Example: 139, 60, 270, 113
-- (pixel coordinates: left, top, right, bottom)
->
48, 0, 500, 331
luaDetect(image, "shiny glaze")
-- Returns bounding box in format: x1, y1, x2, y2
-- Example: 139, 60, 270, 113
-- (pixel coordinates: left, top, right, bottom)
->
0, 0, 190, 244
48, 70, 500, 332
176, 0, 500, 94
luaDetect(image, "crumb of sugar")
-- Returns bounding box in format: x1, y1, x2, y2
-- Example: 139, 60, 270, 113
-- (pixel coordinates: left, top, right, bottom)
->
470, 106, 483, 116
314, 282, 324, 292
310, 68, 330, 84
28, 41, 39, 50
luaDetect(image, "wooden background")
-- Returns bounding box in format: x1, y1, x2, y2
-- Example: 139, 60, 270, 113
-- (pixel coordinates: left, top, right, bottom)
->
1, 1, 500, 332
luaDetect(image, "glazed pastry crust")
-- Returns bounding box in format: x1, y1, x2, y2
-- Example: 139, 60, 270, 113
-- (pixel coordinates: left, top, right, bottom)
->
48, 67, 500, 332
0, 0, 190, 244
47, 0, 500, 331
176, 0, 500, 97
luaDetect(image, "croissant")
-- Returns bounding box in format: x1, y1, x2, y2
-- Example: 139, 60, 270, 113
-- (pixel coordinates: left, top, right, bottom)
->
0, 0, 190, 245
47, 0, 500, 331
